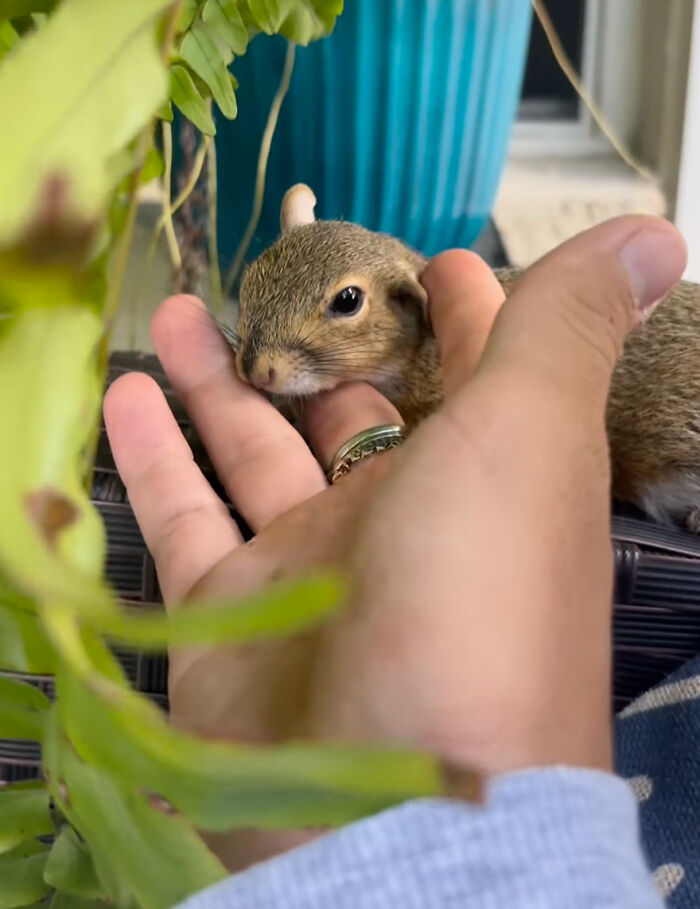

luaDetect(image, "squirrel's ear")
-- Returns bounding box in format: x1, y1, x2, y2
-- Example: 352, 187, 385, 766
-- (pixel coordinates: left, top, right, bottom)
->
281, 184, 317, 233
390, 270, 430, 326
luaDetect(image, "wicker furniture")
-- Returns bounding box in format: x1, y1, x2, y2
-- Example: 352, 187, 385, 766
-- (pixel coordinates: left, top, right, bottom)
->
1, 351, 700, 781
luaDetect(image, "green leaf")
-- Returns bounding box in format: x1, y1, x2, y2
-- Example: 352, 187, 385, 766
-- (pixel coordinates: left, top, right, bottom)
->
0, 606, 33, 672
202, 0, 248, 55
0, 600, 55, 674
169, 64, 216, 136
176, 0, 201, 31
115, 141, 163, 193
58, 664, 444, 831
244, 0, 280, 32
0, 0, 172, 243
0, 842, 51, 909
0, 1, 57, 17
278, 0, 343, 44
0, 300, 112, 614
0, 677, 49, 739
0, 20, 18, 61
0, 247, 120, 620
0, 787, 52, 854
92, 575, 342, 647
59, 745, 226, 909
246, 0, 343, 44
139, 144, 165, 184
44, 827, 104, 899
157, 100, 174, 123
238, 0, 342, 44
0, 678, 50, 713
179, 25, 237, 119
43, 710, 135, 909
0, 701, 43, 738
50, 894, 109, 909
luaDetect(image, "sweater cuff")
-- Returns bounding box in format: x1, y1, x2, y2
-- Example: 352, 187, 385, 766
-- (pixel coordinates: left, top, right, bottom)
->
178, 768, 663, 909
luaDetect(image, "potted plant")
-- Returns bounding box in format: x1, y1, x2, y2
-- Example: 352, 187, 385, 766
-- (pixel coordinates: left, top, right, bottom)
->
213, 0, 533, 272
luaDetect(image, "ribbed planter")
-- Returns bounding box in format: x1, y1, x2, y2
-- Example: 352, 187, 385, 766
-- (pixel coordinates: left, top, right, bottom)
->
215, 0, 533, 266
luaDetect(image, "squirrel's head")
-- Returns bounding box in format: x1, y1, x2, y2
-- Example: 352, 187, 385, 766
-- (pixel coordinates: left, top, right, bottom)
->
236, 184, 428, 398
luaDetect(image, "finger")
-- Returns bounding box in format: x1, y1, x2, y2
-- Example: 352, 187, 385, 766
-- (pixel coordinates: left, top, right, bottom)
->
103, 372, 241, 605
421, 250, 506, 393
475, 216, 687, 408
151, 295, 326, 531
300, 382, 403, 474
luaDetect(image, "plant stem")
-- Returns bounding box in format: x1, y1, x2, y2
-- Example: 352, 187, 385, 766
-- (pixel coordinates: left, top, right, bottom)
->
162, 0, 182, 58
531, 0, 651, 179
168, 133, 211, 216
206, 132, 223, 312
223, 41, 296, 297
148, 133, 210, 261
160, 120, 182, 270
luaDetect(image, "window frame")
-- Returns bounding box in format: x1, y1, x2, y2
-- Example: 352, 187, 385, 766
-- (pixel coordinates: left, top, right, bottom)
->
510, 0, 640, 157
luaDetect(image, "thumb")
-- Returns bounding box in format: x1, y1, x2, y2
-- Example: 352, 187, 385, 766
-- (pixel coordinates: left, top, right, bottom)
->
474, 215, 687, 406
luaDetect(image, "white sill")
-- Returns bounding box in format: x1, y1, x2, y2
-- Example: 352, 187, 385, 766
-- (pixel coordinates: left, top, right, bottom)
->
493, 151, 667, 268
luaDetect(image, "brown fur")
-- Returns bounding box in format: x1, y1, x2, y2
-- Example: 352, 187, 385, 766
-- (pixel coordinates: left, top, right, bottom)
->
238, 221, 441, 422
237, 209, 700, 530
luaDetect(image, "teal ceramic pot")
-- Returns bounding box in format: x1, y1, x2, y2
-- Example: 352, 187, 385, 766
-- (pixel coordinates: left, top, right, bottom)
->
214, 0, 532, 265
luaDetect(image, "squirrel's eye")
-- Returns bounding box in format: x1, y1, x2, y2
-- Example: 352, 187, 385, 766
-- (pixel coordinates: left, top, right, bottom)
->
329, 286, 365, 317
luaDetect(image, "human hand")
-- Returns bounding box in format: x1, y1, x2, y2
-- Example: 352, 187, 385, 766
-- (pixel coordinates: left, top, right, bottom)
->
104, 216, 685, 863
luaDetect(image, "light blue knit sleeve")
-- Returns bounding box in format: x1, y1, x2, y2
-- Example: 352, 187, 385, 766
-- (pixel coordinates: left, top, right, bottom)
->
177, 768, 664, 909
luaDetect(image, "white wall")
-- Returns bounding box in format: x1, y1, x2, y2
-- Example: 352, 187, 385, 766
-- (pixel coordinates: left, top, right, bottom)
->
675, 1, 700, 281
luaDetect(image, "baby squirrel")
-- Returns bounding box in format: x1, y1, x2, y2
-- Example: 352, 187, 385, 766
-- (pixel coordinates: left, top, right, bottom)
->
236, 183, 700, 532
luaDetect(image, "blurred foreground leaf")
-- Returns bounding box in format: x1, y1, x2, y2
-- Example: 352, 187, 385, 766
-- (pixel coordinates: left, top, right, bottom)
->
0, 20, 18, 59
57, 740, 226, 909
0, 3, 448, 905
133, 145, 164, 187
44, 827, 105, 899
58, 662, 445, 831
0, 678, 50, 713
0, 841, 51, 909
0, 293, 111, 613
0, 677, 49, 739
0, 0, 172, 241
158, 100, 174, 123
93, 575, 342, 647
0, 2, 57, 17
50, 894, 109, 909
0, 600, 55, 673
0, 787, 52, 854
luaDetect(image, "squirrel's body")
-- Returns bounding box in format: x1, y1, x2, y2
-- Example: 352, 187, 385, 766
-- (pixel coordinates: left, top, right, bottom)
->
236, 184, 700, 531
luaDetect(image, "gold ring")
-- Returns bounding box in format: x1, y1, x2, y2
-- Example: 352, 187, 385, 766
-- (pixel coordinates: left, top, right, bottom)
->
328, 424, 404, 484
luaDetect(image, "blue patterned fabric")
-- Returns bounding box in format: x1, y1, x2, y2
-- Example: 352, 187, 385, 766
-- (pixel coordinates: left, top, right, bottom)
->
615, 654, 700, 906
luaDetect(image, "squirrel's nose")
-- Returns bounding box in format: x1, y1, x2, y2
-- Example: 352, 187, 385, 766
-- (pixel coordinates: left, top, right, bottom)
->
240, 349, 281, 391
256, 366, 277, 389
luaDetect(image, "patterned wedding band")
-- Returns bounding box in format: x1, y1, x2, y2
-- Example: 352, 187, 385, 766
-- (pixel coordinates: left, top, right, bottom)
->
328, 424, 405, 484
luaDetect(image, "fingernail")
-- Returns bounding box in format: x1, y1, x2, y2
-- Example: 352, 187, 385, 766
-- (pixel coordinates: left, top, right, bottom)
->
619, 227, 687, 310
